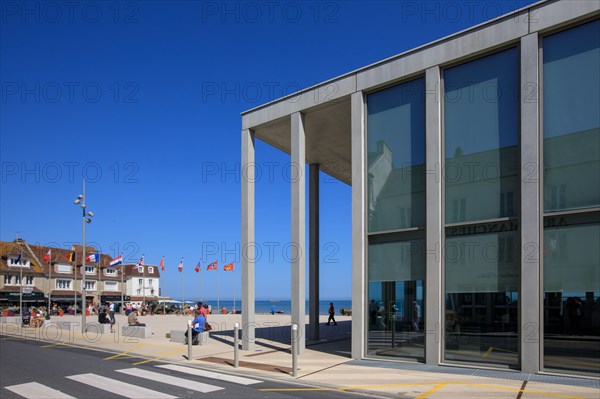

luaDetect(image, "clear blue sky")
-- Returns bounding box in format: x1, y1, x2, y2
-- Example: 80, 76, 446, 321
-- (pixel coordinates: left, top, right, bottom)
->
1, 0, 537, 301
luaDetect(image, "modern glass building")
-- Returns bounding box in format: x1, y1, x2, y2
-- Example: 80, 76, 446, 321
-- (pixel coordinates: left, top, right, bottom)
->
240, 0, 599, 378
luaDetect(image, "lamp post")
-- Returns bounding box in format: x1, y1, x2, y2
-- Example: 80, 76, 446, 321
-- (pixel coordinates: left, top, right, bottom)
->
74, 180, 94, 333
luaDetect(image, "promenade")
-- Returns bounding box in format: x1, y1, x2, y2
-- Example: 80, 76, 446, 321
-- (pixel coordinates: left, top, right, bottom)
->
1, 313, 598, 398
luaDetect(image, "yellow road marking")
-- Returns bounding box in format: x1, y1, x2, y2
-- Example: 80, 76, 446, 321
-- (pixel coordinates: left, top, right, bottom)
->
132, 349, 185, 366
260, 382, 586, 399
104, 344, 145, 360
482, 346, 494, 358
41, 343, 70, 348
416, 383, 447, 399
464, 383, 585, 399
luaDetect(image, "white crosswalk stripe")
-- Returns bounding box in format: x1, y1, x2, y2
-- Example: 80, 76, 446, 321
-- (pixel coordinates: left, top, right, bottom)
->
156, 364, 263, 385
66, 373, 176, 399
116, 368, 224, 393
4, 382, 76, 399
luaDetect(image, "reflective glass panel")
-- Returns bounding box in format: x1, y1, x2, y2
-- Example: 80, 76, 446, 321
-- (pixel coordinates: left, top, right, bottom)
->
368, 237, 425, 361
543, 214, 600, 376
367, 78, 425, 232
543, 20, 600, 212
444, 48, 519, 223
444, 227, 519, 368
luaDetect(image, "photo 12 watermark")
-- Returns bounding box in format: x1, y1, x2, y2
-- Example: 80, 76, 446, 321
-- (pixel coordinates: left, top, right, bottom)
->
1, 161, 140, 184
1, 1, 140, 24
1, 82, 140, 104
199, 1, 340, 24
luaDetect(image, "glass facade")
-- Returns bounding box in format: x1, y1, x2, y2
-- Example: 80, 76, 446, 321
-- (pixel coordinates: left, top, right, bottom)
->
443, 48, 520, 368
367, 78, 425, 361
542, 20, 600, 377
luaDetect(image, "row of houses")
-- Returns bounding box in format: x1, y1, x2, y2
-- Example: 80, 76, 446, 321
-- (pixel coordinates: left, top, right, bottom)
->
0, 239, 162, 309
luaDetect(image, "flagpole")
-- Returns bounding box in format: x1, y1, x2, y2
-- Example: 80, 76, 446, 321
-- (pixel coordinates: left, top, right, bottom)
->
73, 250, 77, 316
120, 254, 124, 314
181, 257, 184, 315
98, 252, 101, 307
200, 263, 203, 302
217, 265, 220, 313
47, 249, 52, 311
233, 269, 235, 314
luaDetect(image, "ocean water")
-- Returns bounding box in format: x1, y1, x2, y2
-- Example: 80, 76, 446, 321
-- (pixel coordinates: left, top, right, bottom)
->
170, 299, 352, 315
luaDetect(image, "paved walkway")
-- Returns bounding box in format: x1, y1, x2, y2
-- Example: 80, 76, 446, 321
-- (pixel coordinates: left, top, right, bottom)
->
1, 313, 598, 398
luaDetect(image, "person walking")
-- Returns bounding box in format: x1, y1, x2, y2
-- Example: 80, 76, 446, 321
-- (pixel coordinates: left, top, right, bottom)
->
326, 302, 337, 326
108, 301, 116, 332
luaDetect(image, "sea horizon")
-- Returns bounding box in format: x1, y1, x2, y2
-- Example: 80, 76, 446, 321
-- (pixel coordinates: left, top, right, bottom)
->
161, 299, 352, 315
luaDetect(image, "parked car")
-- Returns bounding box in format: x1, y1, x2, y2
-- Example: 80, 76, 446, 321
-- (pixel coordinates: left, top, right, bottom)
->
340, 308, 352, 316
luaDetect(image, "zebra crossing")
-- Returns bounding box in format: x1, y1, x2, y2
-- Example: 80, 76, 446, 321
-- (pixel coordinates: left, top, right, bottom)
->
4, 365, 263, 399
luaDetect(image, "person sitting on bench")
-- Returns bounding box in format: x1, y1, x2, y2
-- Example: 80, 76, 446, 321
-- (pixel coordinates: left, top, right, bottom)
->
127, 308, 146, 326
185, 309, 206, 345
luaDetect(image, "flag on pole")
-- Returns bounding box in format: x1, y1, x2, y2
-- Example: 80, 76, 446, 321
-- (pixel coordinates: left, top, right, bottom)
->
109, 255, 123, 267
178, 258, 183, 272
86, 253, 99, 262
16, 251, 22, 264
136, 255, 144, 271
206, 261, 218, 271
160, 256, 165, 271
43, 249, 51, 262
66, 251, 75, 262
224, 263, 234, 271
195, 262, 200, 273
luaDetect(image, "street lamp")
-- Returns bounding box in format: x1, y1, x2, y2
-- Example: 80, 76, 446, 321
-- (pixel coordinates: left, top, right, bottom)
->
74, 181, 93, 333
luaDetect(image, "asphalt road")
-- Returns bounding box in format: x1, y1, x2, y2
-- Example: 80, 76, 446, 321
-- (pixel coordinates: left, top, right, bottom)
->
0, 335, 378, 399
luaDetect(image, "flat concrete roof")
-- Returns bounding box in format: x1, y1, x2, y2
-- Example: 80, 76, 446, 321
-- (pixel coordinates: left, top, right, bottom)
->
241, 0, 599, 185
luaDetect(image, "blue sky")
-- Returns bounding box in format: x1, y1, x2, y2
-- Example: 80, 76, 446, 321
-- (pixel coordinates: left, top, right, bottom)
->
1, 0, 537, 301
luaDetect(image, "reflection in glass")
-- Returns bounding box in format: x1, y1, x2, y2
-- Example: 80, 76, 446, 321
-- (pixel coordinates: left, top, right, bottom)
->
444, 229, 519, 368
367, 78, 425, 232
368, 238, 424, 361
543, 218, 600, 376
543, 20, 600, 212
444, 48, 519, 223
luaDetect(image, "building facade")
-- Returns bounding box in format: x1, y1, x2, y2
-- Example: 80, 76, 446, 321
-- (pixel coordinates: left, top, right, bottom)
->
240, 0, 599, 378
0, 240, 161, 310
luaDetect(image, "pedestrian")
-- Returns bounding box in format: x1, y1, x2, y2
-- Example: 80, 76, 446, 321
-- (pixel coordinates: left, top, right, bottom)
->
327, 302, 337, 326
108, 301, 116, 332
271, 305, 276, 315
412, 301, 421, 332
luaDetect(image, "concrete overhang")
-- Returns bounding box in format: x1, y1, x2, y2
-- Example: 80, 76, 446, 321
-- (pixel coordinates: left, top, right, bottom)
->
241, 0, 599, 187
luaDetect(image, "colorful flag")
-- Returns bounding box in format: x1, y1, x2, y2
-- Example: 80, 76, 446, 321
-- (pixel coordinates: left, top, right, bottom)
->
160, 256, 165, 271
206, 261, 218, 271
86, 253, 99, 262
136, 255, 144, 271
43, 249, 51, 262
178, 258, 183, 272
66, 251, 75, 262
109, 255, 123, 267
224, 262, 234, 271
195, 262, 200, 273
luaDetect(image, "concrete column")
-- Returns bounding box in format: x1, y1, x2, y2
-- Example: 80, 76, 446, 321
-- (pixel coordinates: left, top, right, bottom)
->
241, 128, 256, 351
351, 91, 366, 360
425, 66, 442, 366
309, 163, 320, 342
291, 112, 306, 354
520, 32, 540, 373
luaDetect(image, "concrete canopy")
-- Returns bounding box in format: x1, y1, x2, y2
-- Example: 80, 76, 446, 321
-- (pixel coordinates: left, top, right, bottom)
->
242, 96, 352, 185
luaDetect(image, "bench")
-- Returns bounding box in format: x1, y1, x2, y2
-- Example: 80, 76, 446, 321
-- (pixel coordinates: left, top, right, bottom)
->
122, 325, 152, 338
0, 316, 21, 324
168, 330, 209, 345
84, 323, 112, 334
